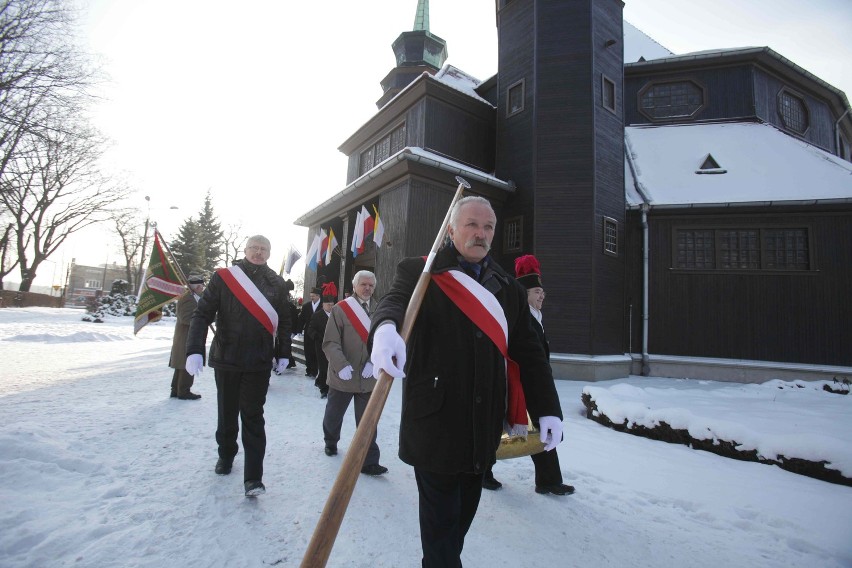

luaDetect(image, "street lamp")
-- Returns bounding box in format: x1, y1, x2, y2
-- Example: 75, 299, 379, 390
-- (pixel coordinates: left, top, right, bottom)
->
135, 196, 178, 291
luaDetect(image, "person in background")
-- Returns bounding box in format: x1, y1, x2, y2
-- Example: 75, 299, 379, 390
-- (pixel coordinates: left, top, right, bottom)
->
321, 270, 387, 476
299, 287, 322, 377
307, 281, 336, 398
482, 255, 575, 496
283, 279, 299, 370
168, 275, 205, 400
185, 235, 292, 497
369, 196, 564, 567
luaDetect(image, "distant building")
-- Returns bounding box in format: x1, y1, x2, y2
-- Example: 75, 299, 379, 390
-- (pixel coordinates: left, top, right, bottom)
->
296, 0, 852, 381
65, 260, 128, 307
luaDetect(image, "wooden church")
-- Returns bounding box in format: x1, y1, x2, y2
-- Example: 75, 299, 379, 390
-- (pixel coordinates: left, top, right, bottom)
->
295, 0, 852, 382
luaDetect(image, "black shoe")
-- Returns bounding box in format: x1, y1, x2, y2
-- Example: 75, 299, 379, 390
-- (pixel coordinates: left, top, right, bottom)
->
305, 371, 315, 377
324, 445, 337, 456
178, 392, 201, 400
320, 390, 328, 399
286, 362, 296, 368
215, 458, 232, 475
170, 391, 177, 398
244, 480, 265, 496
360, 464, 388, 476
482, 477, 503, 491
535, 483, 575, 496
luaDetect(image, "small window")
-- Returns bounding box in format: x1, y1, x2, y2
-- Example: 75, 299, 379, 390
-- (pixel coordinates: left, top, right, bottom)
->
718, 229, 760, 269
85, 280, 102, 289
764, 228, 809, 270
603, 217, 618, 256
676, 229, 715, 269
507, 79, 525, 117
778, 89, 809, 134
359, 123, 406, 176
602, 75, 616, 113
639, 79, 705, 121
504, 216, 523, 253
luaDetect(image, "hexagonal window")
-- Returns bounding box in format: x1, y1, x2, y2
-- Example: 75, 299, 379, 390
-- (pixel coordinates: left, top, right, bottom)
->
778, 89, 809, 134
639, 80, 705, 121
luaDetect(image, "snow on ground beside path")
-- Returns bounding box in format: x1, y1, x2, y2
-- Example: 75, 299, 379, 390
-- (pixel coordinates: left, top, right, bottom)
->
0, 308, 851, 568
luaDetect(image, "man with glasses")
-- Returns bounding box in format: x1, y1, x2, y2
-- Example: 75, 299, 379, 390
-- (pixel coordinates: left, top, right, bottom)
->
185, 235, 293, 497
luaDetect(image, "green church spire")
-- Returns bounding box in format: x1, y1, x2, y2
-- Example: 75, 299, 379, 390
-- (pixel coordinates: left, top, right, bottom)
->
413, 0, 429, 32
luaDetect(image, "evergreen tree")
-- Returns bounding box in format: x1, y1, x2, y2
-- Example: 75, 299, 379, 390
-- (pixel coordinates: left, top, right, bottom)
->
170, 218, 203, 276
196, 191, 224, 274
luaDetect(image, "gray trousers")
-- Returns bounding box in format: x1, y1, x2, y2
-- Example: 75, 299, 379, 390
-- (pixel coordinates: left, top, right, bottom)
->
322, 388, 380, 467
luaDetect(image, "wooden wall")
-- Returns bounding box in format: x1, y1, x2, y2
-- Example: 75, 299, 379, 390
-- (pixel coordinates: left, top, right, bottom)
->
643, 207, 852, 366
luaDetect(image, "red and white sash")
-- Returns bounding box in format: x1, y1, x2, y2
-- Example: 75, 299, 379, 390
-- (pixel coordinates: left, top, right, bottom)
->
217, 265, 278, 336
430, 269, 528, 435
338, 296, 370, 344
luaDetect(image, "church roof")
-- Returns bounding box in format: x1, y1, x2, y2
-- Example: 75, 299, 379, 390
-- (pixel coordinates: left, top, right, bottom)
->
625, 121, 852, 209
294, 147, 512, 226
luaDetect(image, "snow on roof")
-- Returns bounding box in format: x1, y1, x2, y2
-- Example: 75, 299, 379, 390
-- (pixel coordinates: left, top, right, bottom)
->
623, 21, 674, 63
625, 122, 852, 207
433, 64, 493, 107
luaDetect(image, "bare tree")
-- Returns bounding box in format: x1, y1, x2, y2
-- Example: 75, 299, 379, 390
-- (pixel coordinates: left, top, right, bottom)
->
1, 113, 129, 291
1, 0, 96, 183
110, 207, 144, 291
0, 221, 18, 289
221, 223, 246, 267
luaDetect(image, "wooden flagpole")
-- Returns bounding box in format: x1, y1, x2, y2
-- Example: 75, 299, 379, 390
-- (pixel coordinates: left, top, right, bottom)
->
299, 176, 471, 568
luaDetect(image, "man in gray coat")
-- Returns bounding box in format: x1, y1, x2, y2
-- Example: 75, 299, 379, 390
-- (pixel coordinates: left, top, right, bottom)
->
321, 270, 387, 476
168, 275, 204, 400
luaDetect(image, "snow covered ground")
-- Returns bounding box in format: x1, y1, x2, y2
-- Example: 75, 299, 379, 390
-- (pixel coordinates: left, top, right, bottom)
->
1, 307, 850, 568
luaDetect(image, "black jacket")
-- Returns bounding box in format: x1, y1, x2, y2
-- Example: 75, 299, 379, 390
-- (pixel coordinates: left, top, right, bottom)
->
299, 300, 320, 334
186, 259, 292, 372
306, 307, 329, 343
369, 246, 562, 475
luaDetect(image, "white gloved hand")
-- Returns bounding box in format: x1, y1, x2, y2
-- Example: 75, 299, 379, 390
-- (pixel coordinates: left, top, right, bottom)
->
370, 323, 406, 378
338, 365, 353, 381
185, 354, 204, 376
361, 362, 374, 379
275, 358, 289, 374
538, 416, 563, 452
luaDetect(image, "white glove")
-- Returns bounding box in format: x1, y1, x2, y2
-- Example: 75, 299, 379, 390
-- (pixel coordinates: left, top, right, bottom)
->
361, 362, 374, 379
370, 323, 406, 378
538, 416, 563, 452
274, 358, 289, 374
185, 354, 204, 376
338, 365, 353, 381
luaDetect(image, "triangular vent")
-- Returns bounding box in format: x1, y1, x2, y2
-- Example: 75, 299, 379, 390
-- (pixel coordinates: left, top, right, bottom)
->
696, 153, 727, 174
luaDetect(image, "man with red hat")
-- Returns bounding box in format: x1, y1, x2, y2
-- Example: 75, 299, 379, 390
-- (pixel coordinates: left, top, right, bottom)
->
482, 254, 575, 496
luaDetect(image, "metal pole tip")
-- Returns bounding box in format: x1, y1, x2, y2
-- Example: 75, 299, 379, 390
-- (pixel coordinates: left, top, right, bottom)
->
455, 176, 471, 189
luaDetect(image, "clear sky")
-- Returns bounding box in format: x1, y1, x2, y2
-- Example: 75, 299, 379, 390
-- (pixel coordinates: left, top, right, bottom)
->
45, 0, 850, 285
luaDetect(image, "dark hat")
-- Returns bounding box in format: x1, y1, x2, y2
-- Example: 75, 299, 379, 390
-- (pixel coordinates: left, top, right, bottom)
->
284, 279, 294, 292
514, 255, 543, 290
188, 275, 205, 284
311, 286, 322, 295
321, 281, 338, 303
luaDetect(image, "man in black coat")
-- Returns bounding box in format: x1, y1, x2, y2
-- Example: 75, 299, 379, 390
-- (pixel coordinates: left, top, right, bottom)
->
369, 196, 564, 567
283, 279, 299, 369
185, 235, 292, 497
307, 282, 336, 398
298, 287, 322, 377
482, 254, 575, 496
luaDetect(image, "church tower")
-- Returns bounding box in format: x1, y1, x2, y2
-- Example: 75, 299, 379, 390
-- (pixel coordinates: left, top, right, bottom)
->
495, 0, 626, 367
376, 0, 448, 108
